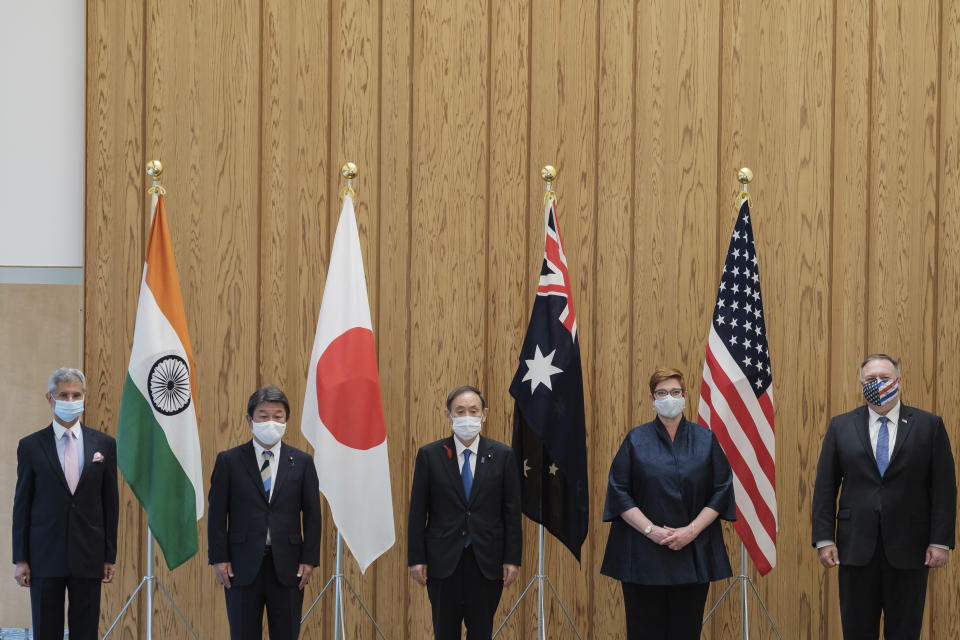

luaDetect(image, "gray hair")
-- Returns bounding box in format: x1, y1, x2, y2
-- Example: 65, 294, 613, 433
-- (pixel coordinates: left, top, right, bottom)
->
858, 353, 900, 378
48, 367, 86, 393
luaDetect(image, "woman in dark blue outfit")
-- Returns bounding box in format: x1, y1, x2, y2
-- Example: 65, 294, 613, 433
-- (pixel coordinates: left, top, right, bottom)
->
601, 367, 736, 640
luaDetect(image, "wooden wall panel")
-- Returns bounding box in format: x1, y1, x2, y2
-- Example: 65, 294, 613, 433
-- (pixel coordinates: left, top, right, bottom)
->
81, 0, 960, 637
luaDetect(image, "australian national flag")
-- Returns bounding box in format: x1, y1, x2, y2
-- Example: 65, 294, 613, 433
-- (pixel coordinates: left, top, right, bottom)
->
509, 195, 588, 561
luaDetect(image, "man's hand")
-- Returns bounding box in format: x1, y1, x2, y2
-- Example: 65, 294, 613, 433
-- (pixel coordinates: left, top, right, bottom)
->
409, 564, 428, 586
13, 562, 30, 588
503, 564, 519, 587
297, 564, 314, 590
925, 546, 949, 568
818, 544, 839, 568
661, 524, 698, 550
102, 562, 116, 583
214, 562, 234, 588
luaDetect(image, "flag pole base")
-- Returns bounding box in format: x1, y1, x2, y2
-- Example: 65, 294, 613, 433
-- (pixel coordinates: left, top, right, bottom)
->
300, 530, 388, 640
492, 525, 582, 640
102, 529, 198, 640
702, 542, 781, 640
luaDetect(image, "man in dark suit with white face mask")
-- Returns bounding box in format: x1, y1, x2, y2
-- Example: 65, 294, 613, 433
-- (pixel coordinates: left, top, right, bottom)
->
812, 354, 956, 639
408, 385, 523, 640
208, 385, 322, 640
12, 367, 119, 640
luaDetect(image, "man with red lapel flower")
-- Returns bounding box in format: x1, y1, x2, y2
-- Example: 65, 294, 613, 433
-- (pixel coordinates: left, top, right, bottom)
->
12, 367, 119, 640
408, 385, 523, 640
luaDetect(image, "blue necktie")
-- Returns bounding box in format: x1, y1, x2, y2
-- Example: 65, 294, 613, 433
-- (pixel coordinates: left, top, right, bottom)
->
876, 416, 889, 476
462, 450, 473, 547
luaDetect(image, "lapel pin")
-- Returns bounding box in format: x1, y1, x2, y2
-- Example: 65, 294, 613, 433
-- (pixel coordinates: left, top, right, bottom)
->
288, 456, 295, 466
443, 444, 453, 459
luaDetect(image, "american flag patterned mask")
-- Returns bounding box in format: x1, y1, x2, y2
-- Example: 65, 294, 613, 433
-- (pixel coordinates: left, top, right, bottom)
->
862, 378, 899, 406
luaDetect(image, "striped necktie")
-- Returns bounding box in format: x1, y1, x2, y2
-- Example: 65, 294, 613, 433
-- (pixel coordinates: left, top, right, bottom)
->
261, 450, 273, 494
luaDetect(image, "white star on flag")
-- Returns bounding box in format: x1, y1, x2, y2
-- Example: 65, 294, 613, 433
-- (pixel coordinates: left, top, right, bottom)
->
522, 345, 564, 393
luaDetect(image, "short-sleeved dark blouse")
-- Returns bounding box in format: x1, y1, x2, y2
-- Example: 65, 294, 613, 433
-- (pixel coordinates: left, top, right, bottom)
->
600, 416, 736, 585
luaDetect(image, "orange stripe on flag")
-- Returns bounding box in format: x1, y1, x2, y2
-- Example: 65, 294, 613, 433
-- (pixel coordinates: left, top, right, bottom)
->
144, 195, 197, 395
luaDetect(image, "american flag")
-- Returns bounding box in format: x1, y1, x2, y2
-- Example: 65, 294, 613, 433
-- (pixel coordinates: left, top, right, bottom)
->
697, 198, 776, 575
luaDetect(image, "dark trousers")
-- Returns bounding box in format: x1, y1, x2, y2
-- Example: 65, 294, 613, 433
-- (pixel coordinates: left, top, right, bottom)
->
621, 581, 710, 640
426, 546, 504, 640
838, 536, 929, 640
224, 550, 305, 640
30, 576, 102, 640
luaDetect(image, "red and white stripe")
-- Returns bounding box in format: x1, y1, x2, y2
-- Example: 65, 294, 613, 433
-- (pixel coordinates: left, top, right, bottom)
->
698, 328, 777, 575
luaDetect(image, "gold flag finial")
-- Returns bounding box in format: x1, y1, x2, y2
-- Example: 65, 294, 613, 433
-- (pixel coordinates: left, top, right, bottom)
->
341, 162, 357, 200
146, 160, 166, 194
541, 165, 557, 208
735, 167, 753, 207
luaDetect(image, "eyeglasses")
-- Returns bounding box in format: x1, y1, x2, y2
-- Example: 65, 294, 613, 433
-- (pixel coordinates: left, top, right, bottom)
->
653, 389, 684, 399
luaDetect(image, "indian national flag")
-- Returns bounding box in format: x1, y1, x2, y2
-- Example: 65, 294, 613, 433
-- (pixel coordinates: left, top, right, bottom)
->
117, 193, 204, 570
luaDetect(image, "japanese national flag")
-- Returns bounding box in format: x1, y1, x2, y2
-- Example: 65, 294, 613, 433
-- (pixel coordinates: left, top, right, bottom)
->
301, 193, 395, 572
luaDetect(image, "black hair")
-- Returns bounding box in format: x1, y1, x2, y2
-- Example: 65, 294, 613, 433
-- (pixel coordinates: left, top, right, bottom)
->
247, 385, 290, 419
445, 385, 487, 410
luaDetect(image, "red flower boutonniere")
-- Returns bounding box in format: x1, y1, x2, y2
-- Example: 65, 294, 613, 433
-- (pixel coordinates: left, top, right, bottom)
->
443, 444, 453, 459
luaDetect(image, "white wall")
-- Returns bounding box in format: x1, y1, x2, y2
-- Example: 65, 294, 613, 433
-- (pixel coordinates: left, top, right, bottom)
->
0, 1, 85, 268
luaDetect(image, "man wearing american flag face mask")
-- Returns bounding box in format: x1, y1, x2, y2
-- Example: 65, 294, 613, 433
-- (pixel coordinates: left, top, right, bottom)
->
811, 353, 956, 639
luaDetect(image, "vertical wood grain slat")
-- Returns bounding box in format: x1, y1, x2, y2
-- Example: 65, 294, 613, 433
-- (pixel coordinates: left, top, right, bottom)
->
870, 1, 940, 405
84, 0, 145, 635
375, 1, 414, 637
593, 1, 635, 637
931, 1, 960, 636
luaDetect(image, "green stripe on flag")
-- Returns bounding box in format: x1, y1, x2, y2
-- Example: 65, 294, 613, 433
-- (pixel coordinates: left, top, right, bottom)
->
117, 374, 198, 570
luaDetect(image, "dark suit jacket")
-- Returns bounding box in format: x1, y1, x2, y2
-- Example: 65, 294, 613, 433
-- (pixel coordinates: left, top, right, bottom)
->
12, 423, 119, 579
208, 441, 322, 587
811, 404, 957, 569
407, 436, 522, 582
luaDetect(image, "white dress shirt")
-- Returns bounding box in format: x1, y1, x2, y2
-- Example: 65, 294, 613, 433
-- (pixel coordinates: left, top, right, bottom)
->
454, 436, 478, 477
252, 438, 281, 544
867, 402, 900, 457
53, 420, 84, 478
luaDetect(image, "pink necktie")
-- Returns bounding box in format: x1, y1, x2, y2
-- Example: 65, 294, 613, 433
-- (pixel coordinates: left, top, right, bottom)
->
64, 431, 79, 494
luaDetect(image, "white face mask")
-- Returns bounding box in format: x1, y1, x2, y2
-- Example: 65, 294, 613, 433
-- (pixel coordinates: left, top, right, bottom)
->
54, 399, 85, 422
451, 416, 482, 442
252, 420, 286, 446
654, 395, 685, 419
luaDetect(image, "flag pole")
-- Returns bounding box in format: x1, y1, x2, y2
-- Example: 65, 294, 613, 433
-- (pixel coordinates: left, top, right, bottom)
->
701, 168, 780, 640
104, 161, 198, 640
298, 162, 387, 640
493, 166, 583, 640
